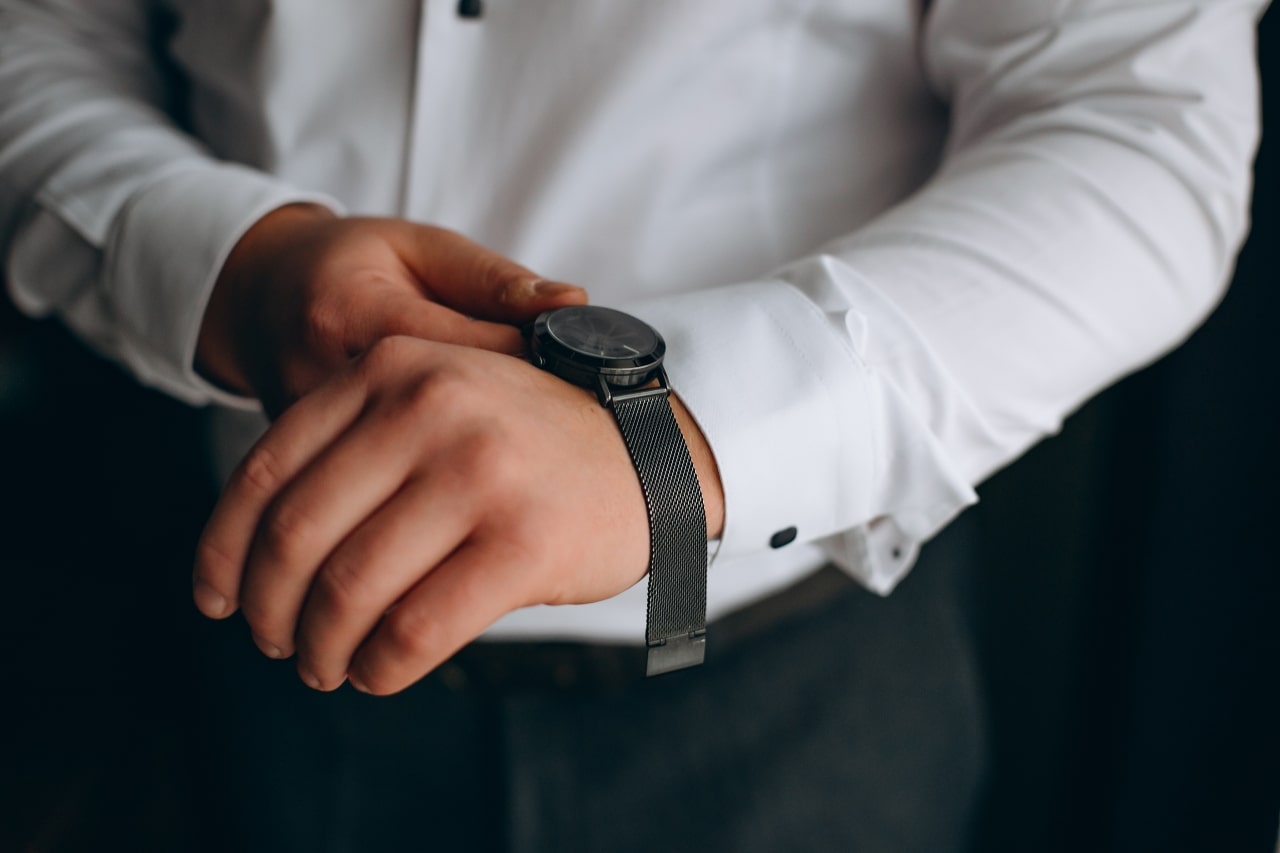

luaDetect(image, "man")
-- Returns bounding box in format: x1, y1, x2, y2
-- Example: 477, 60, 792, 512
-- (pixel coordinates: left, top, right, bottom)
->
0, 1, 1266, 850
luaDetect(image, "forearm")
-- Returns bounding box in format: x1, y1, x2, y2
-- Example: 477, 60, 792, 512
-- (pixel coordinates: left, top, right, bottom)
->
847, 0, 1263, 482
625, 0, 1264, 589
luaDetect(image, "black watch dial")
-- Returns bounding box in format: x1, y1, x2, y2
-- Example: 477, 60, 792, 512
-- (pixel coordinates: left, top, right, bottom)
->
543, 305, 661, 359
533, 305, 665, 389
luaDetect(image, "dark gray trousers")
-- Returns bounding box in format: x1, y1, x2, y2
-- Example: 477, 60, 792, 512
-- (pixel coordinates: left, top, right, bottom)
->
198, 519, 984, 853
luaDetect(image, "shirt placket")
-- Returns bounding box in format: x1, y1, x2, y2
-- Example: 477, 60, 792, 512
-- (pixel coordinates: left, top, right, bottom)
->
402, 0, 487, 223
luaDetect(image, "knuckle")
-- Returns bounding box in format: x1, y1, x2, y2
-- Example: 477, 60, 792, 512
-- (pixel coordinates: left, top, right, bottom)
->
457, 427, 521, 496
195, 536, 238, 580
258, 501, 319, 565
300, 292, 348, 352
403, 374, 447, 417
473, 253, 520, 296
238, 444, 286, 498
312, 555, 370, 615
383, 608, 440, 663
391, 367, 466, 422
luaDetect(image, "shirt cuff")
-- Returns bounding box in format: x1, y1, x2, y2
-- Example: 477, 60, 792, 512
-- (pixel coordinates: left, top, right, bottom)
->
621, 257, 977, 594
103, 161, 341, 408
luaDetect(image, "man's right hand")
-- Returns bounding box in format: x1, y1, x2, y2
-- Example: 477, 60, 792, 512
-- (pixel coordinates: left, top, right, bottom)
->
195, 204, 586, 416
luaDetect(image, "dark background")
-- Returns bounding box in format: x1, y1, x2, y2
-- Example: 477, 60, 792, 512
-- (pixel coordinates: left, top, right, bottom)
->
2, 12, 1278, 853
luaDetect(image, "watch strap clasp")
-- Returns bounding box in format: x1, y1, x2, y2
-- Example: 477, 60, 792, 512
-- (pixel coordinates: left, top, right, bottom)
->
645, 629, 706, 677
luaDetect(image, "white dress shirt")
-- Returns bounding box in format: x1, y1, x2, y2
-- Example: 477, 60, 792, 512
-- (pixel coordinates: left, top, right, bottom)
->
0, 0, 1265, 641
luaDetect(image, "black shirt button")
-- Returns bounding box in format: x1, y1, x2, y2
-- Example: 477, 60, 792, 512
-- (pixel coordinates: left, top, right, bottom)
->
769, 526, 798, 549
457, 0, 483, 19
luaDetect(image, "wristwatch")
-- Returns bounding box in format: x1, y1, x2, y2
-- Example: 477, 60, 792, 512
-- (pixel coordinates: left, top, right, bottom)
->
530, 305, 708, 676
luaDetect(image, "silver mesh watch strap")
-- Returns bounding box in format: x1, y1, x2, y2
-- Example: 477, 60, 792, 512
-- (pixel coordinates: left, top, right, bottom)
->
610, 385, 709, 676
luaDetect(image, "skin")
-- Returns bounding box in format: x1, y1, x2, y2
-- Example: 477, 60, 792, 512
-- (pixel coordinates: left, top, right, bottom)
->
193, 207, 725, 695
195, 203, 587, 416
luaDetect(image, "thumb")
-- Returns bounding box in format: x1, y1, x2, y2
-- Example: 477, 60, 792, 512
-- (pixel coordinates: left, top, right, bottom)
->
390, 223, 588, 323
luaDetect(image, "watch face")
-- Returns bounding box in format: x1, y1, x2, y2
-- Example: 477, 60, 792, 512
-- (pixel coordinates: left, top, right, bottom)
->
543, 306, 661, 359
532, 305, 666, 392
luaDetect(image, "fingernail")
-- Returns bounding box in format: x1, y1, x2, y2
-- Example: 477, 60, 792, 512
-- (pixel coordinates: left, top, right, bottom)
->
299, 668, 322, 691
253, 633, 285, 659
193, 581, 228, 618
531, 280, 584, 298
348, 674, 371, 694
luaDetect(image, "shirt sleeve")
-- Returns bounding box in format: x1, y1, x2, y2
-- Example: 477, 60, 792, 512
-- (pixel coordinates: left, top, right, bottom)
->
624, 0, 1264, 593
0, 0, 336, 407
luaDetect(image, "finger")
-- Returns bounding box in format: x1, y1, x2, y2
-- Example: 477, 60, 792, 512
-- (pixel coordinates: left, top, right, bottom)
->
389, 224, 587, 323
380, 297, 528, 355
292, 467, 478, 691
347, 537, 540, 696
237, 383, 442, 660
193, 369, 367, 621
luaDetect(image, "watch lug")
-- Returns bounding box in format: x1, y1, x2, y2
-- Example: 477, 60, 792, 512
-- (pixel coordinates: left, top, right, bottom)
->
608, 368, 671, 405
594, 374, 613, 406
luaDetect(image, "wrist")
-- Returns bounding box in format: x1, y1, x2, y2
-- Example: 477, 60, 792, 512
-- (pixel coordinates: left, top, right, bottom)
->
195, 203, 337, 397
528, 304, 715, 675
670, 394, 725, 540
